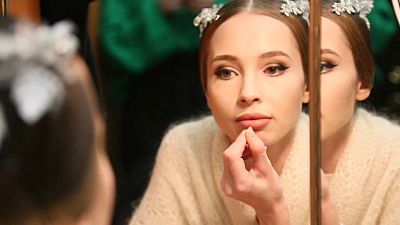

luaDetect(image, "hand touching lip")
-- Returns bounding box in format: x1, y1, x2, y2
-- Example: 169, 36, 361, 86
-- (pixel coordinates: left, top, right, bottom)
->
236, 113, 272, 130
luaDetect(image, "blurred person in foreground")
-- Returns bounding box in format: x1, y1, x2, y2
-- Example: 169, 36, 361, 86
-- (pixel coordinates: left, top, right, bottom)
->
0, 18, 115, 225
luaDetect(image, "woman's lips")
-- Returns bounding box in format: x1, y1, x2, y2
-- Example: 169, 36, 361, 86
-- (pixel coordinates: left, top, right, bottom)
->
236, 113, 271, 130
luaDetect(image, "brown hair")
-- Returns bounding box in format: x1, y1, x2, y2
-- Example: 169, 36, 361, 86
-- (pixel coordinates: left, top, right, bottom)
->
322, 0, 375, 89
0, 19, 96, 225
198, 0, 309, 92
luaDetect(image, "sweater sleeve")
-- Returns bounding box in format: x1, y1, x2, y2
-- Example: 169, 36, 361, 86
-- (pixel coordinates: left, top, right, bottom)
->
128, 128, 191, 225
379, 171, 400, 225
100, 0, 200, 74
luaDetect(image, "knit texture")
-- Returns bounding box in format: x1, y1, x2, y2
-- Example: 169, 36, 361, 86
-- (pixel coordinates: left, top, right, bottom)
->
129, 114, 310, 225
129, 109, 400, 224
329, 109, 400, 225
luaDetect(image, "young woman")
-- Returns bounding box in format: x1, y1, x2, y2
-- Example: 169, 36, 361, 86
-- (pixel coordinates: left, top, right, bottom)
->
320, 0, 400, 224
0, 19, 115, 225
128, 0, 314, 224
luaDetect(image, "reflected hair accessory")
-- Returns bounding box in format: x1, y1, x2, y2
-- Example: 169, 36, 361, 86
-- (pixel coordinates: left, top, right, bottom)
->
331, 0, 374, 29
280, 0, 310, 24
193, 4, 223, 37
0, 20, 78, 148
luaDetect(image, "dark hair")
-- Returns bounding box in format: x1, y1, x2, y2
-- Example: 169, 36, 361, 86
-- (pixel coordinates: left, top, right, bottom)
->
322, 0, 375, 89
0, 18, 95, 225
198, 0, 309, 92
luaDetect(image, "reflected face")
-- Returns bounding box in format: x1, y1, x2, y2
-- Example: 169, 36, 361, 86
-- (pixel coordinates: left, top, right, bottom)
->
206, 12, 308, 146
320, 17, 370, 141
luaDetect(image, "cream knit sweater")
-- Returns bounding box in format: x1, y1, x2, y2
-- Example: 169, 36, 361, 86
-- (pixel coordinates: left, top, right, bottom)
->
328, 109, 400, 225
129, 109, 400, 225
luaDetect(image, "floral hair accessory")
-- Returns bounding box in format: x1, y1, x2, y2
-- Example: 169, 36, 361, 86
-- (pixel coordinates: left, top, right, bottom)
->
11, 65, 66, 125
280, 0, 310, 24
331, 0, 374, 29
0, 21, 78, 126
193, 4, 223, 37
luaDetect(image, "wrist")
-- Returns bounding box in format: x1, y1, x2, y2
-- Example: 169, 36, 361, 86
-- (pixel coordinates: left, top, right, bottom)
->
255, 199, 290, 225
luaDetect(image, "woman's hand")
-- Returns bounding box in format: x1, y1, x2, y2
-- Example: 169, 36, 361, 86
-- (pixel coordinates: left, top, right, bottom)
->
221, 127, 290, 225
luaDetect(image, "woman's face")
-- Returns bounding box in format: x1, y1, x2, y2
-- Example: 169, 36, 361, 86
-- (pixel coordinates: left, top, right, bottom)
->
206, 12, 308, 147
320, 17, 370, 141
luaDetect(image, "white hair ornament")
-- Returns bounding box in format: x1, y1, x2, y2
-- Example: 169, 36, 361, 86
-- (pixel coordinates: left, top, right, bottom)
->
0, 21, 78, 126
331, 0, 374, 29
280, 0, 310, 24
11, 66, 66, 125
193, 4, 223, 37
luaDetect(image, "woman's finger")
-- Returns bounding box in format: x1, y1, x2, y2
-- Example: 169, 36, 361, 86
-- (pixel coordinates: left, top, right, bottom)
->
223, 130, 249, 184
245, 127, 273, 174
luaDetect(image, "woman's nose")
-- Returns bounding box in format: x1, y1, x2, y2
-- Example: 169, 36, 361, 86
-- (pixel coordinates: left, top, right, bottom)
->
238, 76, 261, 105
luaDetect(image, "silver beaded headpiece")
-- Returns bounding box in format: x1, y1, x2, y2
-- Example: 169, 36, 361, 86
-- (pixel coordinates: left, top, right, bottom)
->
331, 0, 374, 29
193, 1, 310, 37
193, 4, 223, 37
0, 20, 78, 148
280, 0, 310, 24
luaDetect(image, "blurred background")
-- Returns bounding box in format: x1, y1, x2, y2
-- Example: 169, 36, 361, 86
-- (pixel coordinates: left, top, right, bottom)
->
2, 0, 399, 225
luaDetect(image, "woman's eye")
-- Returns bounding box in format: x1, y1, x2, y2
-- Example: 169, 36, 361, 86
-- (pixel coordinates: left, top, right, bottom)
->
264, 64, 288, 76
215, 68, 237, 80
320, 61, 337, 74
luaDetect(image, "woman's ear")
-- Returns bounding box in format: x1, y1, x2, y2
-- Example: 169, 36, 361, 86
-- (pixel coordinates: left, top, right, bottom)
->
302, 86, 310, 103
355, 81, 371, 101
204, 91, 212, 110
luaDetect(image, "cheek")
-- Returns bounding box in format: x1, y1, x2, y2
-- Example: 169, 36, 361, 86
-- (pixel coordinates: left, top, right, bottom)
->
321, 77, 358, 113
206, 88, 233, 117
273, 78, 305, 106
320, 77, 357, 136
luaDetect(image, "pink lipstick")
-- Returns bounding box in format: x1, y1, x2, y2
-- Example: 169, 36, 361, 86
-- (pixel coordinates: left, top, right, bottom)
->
236, 113, 271, 130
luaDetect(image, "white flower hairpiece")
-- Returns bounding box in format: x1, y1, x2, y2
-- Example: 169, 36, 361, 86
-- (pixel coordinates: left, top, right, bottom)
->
331, 0, 374, 29
0, 21, 78, 126
280, 0, 310, 24
11, 65, 66, 125
193, 4, 223, 37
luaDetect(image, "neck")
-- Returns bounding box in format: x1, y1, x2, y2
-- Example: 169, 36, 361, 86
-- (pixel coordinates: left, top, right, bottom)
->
322, 118, 355, 174
267, 126, 298, 175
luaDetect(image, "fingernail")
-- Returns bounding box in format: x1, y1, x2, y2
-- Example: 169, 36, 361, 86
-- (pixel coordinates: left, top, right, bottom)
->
247, 127, 254, 135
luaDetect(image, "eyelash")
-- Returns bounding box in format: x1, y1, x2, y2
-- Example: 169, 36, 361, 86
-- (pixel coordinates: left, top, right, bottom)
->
214, 64, 288, 80
214, 68, 238, 80
264, 64, 288, 77
320, 61, 337, 74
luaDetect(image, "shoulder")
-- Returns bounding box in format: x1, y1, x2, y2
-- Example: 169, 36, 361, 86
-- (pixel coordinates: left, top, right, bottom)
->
152, 115, 221, 172
355, 109, 400, 140
163, 115, 218, 142
355, 108, 400, 169
157, 115, 219, 156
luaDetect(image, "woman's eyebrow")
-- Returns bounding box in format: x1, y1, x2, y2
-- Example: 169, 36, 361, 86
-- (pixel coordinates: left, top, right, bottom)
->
321, 48, 341, 57
259, 50, 291, 60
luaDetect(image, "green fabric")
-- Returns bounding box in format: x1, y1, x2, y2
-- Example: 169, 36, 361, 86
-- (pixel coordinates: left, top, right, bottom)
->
100, 0, 225, 74
100, 0, 397, 74
99, 0, 398, 103
368, 1, 399, 88
369, 0, 399, 56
